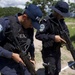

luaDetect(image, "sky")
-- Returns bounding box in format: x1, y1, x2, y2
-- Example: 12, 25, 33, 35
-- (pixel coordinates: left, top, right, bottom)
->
0, 0, 75, 9
0, 0, 30, 9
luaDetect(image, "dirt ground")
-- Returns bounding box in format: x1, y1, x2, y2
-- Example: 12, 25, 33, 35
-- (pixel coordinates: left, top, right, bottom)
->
34, 32, 75, 75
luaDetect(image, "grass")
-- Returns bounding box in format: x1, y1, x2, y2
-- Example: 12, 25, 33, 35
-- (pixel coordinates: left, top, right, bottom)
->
65, 18, 75, 23
67, 25, 75, 47
61, 54, 69, 61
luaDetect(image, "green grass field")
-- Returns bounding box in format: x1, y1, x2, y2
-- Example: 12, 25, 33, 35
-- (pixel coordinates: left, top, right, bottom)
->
65, 18, 75, 23
67, 24, 75, 47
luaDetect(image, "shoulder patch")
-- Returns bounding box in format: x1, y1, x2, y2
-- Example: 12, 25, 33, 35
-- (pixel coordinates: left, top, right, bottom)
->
39, 24, 45, 32
0, 24, 3, 32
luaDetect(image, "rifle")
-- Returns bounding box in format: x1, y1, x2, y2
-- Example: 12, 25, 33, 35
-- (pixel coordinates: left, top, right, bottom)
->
12, 33, 36, 75
58, 20, 75, 61
49, 17, 75, 61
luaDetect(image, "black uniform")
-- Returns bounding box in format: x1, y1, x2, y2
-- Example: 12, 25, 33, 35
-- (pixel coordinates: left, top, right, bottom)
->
35, 14, 69, 75
26, 28, 35, 60
0, 13, 35, 75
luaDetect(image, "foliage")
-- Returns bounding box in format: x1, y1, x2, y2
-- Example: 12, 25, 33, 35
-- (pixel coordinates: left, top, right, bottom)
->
26, 0, 75, 16
65, 18, 75, 22
69, 3, 75, 13
27, 0, 58, 16
0, 7, 22, 17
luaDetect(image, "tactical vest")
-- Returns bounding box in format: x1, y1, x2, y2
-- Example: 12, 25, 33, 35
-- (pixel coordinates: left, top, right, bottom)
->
3, 16, 31, 53
41, 16, 61, 48
43, 16, 61, 35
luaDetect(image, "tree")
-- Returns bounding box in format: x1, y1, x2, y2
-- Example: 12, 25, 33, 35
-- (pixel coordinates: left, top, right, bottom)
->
26, 0, 58, 16
69, 3, 75, 17
26, 0, 75, 16
69, 3, 75, 13
0, 7, 22, 17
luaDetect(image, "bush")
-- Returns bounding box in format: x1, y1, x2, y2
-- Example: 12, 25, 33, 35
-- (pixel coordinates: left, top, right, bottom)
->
0, 7, 22, 17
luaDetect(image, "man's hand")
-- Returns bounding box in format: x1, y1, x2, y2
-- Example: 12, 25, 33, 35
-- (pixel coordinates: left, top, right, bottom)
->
55, 35, 66, 43
12, 53, 25, 65
30, 59, 36, 69
30, 59, 36, 65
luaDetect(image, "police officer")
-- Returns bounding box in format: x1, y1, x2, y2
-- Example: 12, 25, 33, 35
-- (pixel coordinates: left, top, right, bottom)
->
0, 4, 42, 75
35, 1, 70, 75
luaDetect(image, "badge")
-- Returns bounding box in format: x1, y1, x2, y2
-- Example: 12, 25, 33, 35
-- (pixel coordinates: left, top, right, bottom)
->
39, 24, 45, 32
0, 24, 3, 32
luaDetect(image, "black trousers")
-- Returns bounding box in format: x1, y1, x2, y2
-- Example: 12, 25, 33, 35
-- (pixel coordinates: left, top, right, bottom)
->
41, 51, 61, 75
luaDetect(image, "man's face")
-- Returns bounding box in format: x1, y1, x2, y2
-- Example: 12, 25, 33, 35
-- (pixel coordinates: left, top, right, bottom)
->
57, 13, 64, 20
54, 12, 64, 20
22, 14, 33, 29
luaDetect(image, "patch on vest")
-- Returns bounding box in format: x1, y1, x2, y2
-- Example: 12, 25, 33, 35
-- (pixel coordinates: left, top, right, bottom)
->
39, 24, 45, 32
19, 34, 27, 38
0, 24, 3, 32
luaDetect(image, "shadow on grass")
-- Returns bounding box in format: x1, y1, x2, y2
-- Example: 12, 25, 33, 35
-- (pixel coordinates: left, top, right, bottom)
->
36, 68, 45, 75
